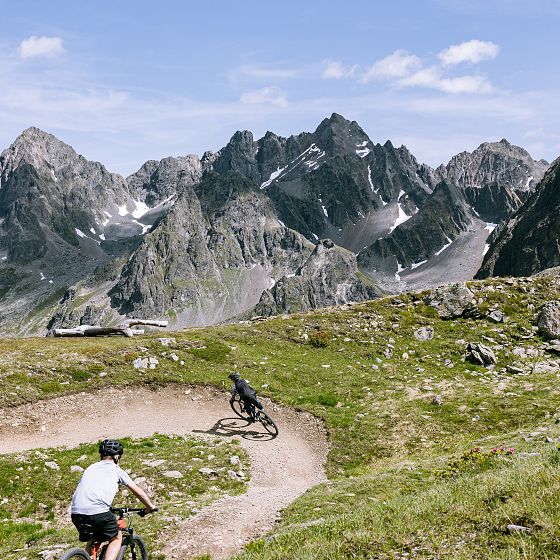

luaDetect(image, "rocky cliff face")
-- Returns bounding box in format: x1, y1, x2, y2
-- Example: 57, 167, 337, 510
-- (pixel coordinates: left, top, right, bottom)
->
358, 180, 477, 276
437, 139, 548, 223
252, 239, 383, 317
477, 158, 560, 278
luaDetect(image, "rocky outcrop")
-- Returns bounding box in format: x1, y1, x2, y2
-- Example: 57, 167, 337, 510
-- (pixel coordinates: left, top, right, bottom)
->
423, 282, 476, 319
127, 155, 202, 206
477, 158, 560, 278
251, 239, 382, 317
109, 172, 315, 326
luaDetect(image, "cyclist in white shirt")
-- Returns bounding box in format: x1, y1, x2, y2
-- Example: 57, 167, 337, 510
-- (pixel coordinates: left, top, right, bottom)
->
70, 439, 157, 560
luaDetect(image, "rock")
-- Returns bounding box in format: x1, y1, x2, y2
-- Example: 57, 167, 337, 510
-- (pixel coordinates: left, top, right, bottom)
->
487, 310, 506, 323
70, 465, 84, 473
507, 524, 533, 533
162, 470, 183, 479
537, 301, 560, 339
229, 455, 240, 465
133, 357, 148, 369
466, 342, 497, 365
431, 395, 443, 405
532, 362, 559, 374
506, 365, 525, 375
158, 338, 176, 346
414, 326, 434, 340
45, 461, 59, 470
198, 467, 217, 476
542, 340, 560, 355
142, 459, 166, 467
423, 283, 476, 319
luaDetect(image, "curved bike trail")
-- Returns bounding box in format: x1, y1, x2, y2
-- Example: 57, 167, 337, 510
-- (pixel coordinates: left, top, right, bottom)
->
0, 385, 328, 559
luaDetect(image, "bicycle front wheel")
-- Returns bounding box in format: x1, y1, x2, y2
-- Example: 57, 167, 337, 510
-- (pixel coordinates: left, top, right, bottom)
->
121, 534, 148, 560
257, 410, 279, 436
230, 396, 246, 419
60, 548, 91, 560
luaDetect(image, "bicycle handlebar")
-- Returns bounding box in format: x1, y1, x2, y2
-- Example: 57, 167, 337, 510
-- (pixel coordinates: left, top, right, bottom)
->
110, 507, 158, 517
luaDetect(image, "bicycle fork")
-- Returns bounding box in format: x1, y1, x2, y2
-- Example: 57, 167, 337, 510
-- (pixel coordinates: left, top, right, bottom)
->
115, 519, 138, 560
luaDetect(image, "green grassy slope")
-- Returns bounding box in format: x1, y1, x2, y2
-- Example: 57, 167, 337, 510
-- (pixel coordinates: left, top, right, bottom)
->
0, 273, 559, 558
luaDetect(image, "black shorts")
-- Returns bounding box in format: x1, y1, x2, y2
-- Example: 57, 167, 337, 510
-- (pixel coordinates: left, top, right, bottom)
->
71, 511, 119, 542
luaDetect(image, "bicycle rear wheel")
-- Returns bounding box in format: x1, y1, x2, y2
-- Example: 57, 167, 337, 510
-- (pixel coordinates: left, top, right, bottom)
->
230, 396, 246, 419
257, 410, 278, 436
60, 548, 91, 560
121, 535, 148, 560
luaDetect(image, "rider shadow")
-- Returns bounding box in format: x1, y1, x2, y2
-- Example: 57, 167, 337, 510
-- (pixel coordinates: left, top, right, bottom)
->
193, 417, 277, 441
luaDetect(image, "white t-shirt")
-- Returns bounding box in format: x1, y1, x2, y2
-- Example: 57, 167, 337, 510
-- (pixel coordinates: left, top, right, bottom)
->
71, 460, 133, 515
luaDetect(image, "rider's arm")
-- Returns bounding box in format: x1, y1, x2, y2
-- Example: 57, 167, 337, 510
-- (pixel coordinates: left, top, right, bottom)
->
230, 384, 237, 400
126, 480, 157, 512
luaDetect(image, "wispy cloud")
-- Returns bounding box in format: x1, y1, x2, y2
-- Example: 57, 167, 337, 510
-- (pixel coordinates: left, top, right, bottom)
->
19, 36, 64, 59
240, 86, 288, 107
398, 67, 494, 94
229, 64, 300, 84
321, 60, 358, 80
438, 39, 499, 66
361, 50, 422, 82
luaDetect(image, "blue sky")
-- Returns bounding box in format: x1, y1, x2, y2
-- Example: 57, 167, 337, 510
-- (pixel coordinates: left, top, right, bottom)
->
0, 0, 559, 175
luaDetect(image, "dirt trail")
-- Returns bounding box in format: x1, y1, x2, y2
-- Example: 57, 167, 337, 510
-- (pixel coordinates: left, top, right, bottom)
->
0, 385, 328, 559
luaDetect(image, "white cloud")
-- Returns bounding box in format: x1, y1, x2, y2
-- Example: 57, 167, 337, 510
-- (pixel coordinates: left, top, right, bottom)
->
321, 60, 358, 80
19, 36, 64, 59
398, 67, 442, 88
240, 86, 288, 106
437, 75, 494, 94
361, 50, 421, 82
398, 67, 494, 94
438, 39, 499, 66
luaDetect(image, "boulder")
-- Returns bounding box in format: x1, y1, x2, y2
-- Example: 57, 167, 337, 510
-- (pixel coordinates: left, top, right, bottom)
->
537, 301, 560, 339
466, 342, 497, 365
414, 326, 434, 341
424, 283, 476, 319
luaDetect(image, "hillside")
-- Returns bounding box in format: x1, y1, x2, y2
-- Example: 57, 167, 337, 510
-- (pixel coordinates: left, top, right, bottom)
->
0, 271, 560, 558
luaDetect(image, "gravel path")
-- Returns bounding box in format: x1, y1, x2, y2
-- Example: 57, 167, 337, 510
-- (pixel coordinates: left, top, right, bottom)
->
0, 385, 328, 559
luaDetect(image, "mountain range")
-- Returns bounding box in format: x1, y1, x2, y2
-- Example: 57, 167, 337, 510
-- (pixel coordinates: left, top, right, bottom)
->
0, 114, 555, 335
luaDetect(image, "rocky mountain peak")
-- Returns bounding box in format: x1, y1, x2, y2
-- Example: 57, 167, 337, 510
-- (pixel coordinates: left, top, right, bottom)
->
0, 127, 86, 182
313, 113, 370, 155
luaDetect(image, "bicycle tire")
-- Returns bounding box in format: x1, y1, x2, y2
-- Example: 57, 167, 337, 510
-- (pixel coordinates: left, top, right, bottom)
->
257, 410, 279, 436
230, 396, 246, 419
121, 534, 148, 560
59, 548, 91, 560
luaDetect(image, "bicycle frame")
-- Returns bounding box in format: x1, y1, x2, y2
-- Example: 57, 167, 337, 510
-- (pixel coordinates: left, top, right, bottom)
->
87, 508, 146, 560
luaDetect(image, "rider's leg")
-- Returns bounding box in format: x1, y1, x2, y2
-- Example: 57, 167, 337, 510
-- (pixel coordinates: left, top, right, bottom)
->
255, 398, 264, 410
244, 400, 255, 420
102, 532, 123, 560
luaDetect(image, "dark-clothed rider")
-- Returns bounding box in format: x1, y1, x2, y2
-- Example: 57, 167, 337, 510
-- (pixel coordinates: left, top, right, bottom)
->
228, 371, 263, 421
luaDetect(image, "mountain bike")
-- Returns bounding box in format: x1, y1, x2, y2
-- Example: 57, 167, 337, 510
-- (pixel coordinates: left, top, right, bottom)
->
230, 393, 279, 436
60, 507, 157, 560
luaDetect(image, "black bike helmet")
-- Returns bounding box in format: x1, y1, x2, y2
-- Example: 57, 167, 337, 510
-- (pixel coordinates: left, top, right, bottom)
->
99, 439, 124, 457
228, 371, 241, 381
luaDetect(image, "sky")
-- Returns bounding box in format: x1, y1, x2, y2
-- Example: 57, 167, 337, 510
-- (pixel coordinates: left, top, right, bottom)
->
0, 0, 559, 175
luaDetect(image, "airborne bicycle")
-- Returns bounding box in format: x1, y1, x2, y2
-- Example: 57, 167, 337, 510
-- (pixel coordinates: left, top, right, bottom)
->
60, 507, 156, 560
230, 393, 279, 436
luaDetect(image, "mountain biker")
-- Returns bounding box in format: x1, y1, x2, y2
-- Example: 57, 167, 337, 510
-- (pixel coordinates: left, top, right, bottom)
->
229, 371, 263, 422
70, 439, 157, 560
